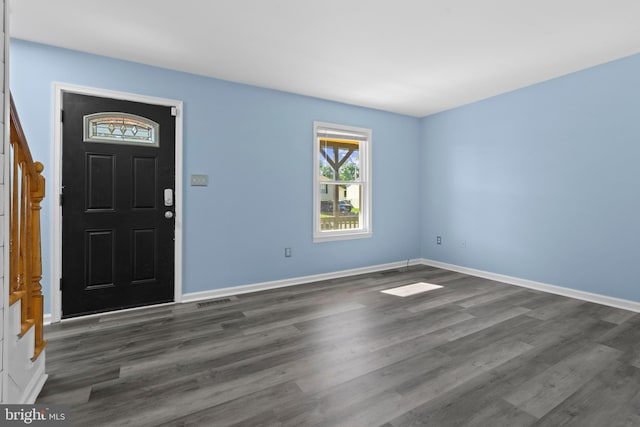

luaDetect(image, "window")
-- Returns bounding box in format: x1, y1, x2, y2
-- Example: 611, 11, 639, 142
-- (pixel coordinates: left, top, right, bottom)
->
84, 112, 159, 147
314, 121, 371, 242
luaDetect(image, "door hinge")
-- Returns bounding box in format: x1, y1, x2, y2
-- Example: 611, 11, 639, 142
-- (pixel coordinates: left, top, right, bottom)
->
171, 107, 177, 117
59, 278, 63, 291
60, 193, 64, 207
61, 109, 64, 123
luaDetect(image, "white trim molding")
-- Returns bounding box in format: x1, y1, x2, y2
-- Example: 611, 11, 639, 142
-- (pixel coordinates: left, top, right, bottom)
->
46, 256, 640, 324
45, 259, 423, 325
2, 0, 9, 404
420, 258, 640, 313
51, 83, 184, 322
183, 259, 422, 303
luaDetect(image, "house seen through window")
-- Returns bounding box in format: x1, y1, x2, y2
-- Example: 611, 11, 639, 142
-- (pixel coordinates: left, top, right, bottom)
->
314, 122, 371, 242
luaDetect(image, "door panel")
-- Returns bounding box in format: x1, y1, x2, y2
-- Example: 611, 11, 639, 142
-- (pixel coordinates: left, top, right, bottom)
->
86, 230, 115, 288
133, 157, 157, 209
62, 92, 175, 318
86, 154, 115, 210
132, 228, 157, 282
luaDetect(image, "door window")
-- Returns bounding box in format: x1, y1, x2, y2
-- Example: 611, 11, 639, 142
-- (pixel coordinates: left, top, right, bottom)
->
83, 112, 159, 147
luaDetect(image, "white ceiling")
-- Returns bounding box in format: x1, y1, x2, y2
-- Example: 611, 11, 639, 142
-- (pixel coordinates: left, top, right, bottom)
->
9, 0, 640, 117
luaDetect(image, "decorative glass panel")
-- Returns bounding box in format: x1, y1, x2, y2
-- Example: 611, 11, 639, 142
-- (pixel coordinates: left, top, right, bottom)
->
83, 112, 159, 147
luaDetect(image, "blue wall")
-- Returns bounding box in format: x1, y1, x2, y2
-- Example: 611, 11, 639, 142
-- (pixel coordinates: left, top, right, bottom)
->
10, 39, 422, 314
13, 38, 640, 311
420, 53, 640, 301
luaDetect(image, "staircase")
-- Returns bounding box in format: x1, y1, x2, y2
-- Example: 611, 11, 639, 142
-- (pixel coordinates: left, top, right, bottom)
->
4, 94, 48, 403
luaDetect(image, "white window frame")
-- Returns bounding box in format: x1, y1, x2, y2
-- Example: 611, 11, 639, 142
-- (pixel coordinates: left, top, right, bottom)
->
313, 121, 372, 242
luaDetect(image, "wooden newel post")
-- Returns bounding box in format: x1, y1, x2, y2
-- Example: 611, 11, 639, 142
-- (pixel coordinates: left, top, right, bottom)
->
30, 161, 47, 359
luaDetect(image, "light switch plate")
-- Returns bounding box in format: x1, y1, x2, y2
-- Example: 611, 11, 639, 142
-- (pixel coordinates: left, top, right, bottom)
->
190, 174, 209, 186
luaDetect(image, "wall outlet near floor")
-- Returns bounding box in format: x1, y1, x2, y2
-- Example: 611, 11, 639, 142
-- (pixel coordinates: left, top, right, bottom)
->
285, 247, 292, 257
436, 236, 442, 245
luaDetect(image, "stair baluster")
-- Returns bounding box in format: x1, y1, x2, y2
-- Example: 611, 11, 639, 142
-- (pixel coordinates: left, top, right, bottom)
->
8, 93, 47, 360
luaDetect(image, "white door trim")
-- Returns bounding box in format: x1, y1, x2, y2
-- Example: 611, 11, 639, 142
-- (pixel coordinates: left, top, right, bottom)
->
52, 82, 184, 323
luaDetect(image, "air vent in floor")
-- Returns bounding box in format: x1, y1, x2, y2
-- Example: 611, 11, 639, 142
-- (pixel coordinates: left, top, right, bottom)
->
197, 298, 233, 308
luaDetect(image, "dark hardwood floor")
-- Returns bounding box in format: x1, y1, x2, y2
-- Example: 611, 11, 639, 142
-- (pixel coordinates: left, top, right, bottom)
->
37, 265, 640, 426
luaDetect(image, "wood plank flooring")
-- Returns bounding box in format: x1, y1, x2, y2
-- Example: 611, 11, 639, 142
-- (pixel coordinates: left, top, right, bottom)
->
36, 265, 640, 426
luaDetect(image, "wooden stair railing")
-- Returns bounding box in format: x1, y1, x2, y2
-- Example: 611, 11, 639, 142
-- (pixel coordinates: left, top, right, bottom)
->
8, 93, 47, 361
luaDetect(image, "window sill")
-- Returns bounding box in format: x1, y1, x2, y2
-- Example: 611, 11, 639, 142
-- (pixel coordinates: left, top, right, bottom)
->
313, 230, 372, 243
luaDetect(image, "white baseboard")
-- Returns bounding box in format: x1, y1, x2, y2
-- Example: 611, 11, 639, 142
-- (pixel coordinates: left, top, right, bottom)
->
47, 259, 420, 324
419, 258, 640, 313
46, 257, 640, 322
182, 259, 421, 303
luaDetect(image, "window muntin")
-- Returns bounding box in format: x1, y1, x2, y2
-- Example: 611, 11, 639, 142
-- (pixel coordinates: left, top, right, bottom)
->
83, 112, 159, 147
314, 122, 371, 242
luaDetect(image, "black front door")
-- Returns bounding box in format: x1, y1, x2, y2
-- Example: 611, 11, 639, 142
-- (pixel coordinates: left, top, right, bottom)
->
61, 92, 175, 318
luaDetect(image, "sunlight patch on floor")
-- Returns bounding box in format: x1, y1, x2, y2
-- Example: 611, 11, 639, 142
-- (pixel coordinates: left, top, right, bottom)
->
381, 282, 443, 297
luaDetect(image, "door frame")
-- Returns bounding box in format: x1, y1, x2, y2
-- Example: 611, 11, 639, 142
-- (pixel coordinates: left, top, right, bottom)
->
51, 83, 184, 323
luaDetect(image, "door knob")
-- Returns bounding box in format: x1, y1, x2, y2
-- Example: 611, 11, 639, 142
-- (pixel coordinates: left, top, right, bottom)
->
165, 211, 174, 219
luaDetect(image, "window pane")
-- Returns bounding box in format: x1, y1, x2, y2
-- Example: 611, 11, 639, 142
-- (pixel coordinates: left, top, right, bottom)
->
319, 139, 360, 182
319, 149, 336, 180
319, 184, 361, 231
338, 149, 359, 182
